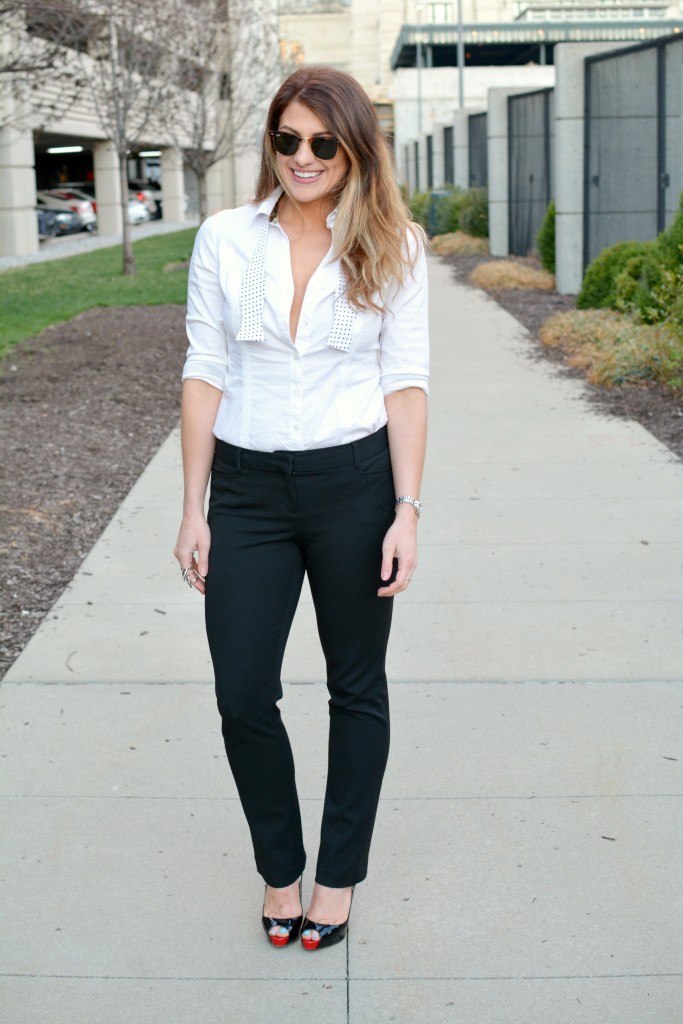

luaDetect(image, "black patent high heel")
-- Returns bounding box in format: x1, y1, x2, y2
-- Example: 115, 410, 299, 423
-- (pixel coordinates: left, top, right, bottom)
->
262, 878, 303, 948
301, 885, 355, 951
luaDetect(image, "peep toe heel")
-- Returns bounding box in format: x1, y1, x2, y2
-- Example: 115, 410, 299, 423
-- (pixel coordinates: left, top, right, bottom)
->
262, 878, 303, 948
301, 885, 355, 951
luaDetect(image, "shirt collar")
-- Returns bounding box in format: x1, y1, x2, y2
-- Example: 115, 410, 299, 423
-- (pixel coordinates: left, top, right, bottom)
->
256, 185, 338, 230
255, 185, 284, 219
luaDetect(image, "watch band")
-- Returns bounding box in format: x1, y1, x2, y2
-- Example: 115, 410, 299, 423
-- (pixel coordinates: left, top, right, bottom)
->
395, 495, 422, 517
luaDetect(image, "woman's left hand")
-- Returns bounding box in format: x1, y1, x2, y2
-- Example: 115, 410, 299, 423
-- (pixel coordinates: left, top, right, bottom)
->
378, 510, 418, 597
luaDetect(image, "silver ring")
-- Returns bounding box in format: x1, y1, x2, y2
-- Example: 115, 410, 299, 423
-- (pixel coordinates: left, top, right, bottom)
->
181, 567, 196, 587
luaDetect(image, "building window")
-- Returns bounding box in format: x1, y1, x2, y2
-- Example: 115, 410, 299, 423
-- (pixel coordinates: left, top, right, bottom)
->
427, 3, 453, 21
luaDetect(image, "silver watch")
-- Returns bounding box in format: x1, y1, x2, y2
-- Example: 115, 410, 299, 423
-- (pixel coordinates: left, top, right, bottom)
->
395, 495, 422, 517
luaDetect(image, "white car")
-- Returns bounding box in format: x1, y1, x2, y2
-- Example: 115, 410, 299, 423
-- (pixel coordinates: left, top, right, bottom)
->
36, 189, 97, 231
128, 182, 159, 219
127, 196, 151, 224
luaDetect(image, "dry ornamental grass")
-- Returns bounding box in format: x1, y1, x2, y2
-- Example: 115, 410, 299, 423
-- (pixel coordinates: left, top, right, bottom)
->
469, 259, 555, 291
430, 232, 489, 257
539, 309, 683, 390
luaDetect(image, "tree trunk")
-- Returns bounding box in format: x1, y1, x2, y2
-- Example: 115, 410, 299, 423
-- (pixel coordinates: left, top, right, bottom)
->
197, 171, 209, 224
119, 153, 136, 276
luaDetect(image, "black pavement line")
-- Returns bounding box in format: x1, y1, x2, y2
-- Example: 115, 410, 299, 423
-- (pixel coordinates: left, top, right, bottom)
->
1, 971, 681, 982
346, 932, 350, 1024
2, 790, 679, 798
3, 792, 682, 802
287, 678, 683, 685
0, 972, 346, 982
4, 678, 683, 686
347, 972, 683, 982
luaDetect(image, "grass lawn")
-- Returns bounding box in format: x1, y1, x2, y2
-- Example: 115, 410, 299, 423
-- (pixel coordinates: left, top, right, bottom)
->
0, 228, 198, 357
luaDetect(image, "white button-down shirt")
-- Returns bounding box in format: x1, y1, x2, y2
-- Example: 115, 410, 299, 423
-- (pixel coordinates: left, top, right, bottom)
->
183, 186, 429, 452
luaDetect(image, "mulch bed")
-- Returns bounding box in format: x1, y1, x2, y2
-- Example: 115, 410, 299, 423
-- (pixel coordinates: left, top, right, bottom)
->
1, 257, 681, 678
0, 305, 186, 677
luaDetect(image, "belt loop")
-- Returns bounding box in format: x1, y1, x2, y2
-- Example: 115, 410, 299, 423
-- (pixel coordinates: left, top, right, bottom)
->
352, 440, 361, 469
235, 447, 241, 472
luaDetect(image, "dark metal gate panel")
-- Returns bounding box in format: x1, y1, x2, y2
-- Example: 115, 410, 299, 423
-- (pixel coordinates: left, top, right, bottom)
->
443, 125, 454, 185
664, 38, 683, 224
584, 35, 683, 269
508, 88, 554, 256
427, 134, 434, 189
468, 113, 488, 188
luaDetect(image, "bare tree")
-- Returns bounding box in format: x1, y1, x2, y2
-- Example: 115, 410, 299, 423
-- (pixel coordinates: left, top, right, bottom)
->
162, 0, 284, 222
73, 0, 173, 275
0, 0, 88, 131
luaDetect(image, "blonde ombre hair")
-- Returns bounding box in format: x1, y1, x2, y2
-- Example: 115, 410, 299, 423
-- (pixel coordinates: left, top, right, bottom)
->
254, 66, 423, 313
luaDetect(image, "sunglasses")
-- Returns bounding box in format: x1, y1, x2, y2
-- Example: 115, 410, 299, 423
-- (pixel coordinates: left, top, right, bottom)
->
270, 131, 340, 161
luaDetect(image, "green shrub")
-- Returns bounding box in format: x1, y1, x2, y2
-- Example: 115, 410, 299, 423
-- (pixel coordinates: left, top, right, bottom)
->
613, 247, 662, 320
536, 201, 555, 274
459, 187, 488, 238
432, 186, 466, 236
579, 192, 683, 317
655, 261, 683, 337
657, 192, 683, 272
577, 240, 652, 310
408, 190, 431, 229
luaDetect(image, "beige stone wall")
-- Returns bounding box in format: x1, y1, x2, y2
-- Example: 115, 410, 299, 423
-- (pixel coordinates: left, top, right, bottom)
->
349, 0, 406, 103
279, 1, 409, 101
279, 12, 353, 73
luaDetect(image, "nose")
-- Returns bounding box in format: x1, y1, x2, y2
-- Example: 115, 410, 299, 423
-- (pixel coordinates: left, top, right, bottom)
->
293, 139, 317, 165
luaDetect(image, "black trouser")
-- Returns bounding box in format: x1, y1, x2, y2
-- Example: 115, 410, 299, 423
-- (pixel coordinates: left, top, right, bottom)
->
204, 427, 396, 889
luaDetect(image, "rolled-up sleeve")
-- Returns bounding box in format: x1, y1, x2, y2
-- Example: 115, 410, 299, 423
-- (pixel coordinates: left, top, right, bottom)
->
182, 217, 228, 391
379, 231, 430, 397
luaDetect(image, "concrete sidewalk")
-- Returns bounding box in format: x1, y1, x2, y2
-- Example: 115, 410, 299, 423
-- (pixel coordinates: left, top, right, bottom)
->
2, 256, 682, 1022
0, 217, 198, 271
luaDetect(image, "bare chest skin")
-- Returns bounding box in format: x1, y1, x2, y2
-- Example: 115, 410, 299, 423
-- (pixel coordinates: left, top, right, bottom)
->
285, 226, 332, 344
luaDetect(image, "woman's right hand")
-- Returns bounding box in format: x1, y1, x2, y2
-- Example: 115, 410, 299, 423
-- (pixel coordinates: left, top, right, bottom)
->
174, 513, 211, 596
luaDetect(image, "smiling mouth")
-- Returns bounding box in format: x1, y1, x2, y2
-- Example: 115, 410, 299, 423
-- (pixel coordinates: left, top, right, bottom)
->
291, 170, 323, 181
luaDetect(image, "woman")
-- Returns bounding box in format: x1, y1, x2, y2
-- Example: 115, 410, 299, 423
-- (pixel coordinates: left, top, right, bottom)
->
174, 65, 428, 951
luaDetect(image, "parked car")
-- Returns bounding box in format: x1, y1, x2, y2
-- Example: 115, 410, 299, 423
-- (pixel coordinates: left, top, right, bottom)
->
36, 189, 97, 232
36, 208, 82, 238
61, 180, 153, 225
128, 181, 160, 219
128, 178, 190, 219
127, 196, 151, 224
58, 183, 98, 213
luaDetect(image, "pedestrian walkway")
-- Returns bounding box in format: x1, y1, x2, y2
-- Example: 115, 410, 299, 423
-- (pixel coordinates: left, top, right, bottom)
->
2, 257, 682, 1022
0, 217, 198, 271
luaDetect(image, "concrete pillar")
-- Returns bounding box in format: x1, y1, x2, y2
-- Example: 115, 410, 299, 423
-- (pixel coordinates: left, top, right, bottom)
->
160, 147, 185, 222
93, 140, 123, 236
0, 124, 38, 257
401, 143, 411, 192
206, 161, 225, 215
417, 134, 429, 193
554, 42, 629, 294
431, 124, 446, 189
453, 108, 477, 190
409, 140, 419, 193
487, 87, 536, 258
225, 151, 259, 208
